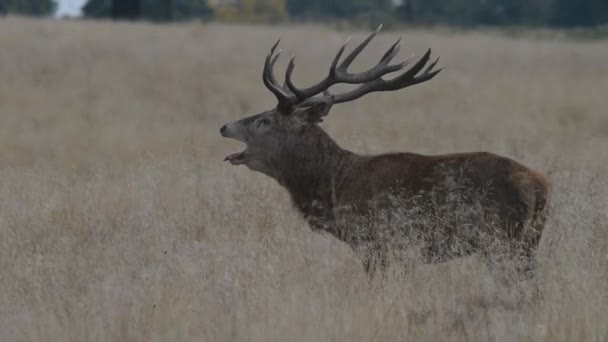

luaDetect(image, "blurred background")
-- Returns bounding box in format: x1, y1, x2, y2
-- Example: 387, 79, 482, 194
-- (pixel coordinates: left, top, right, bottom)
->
1, 0, 607, 29
0, 1, 606, 340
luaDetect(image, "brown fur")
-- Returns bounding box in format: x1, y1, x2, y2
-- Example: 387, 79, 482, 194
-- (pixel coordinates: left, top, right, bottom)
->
222, 112, 551, 272
287, 127, 549, 261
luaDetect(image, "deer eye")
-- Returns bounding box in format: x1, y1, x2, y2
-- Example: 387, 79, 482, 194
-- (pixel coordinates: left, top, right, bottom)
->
259, 118, 271, 126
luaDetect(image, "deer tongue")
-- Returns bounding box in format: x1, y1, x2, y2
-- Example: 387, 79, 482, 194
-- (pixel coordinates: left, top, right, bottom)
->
224, 151, 246, 165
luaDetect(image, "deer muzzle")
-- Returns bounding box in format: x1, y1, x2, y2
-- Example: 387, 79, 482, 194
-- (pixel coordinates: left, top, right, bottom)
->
220, 122, 248, 165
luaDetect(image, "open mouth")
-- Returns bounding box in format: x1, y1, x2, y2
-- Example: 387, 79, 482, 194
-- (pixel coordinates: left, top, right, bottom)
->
224, 148, 248, 165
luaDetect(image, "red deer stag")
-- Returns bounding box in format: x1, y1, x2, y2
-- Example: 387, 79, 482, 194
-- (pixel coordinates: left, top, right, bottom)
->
220, 26, 550, 273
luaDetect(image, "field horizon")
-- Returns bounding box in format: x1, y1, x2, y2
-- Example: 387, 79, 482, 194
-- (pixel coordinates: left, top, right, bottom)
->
0, 17, 606, 341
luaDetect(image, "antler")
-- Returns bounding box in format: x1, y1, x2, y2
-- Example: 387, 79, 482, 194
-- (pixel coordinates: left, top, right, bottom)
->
263, 40, 299, 112
262, 25, 442, 113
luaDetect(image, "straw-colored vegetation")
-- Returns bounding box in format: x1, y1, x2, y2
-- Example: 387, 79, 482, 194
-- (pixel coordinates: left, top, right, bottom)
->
0, 17, 606, 341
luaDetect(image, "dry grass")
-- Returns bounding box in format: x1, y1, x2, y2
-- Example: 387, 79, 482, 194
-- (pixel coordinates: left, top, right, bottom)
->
0, 17, 607, 341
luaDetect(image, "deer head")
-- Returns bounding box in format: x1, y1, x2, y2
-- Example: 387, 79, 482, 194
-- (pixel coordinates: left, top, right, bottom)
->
220, 25, 442, 178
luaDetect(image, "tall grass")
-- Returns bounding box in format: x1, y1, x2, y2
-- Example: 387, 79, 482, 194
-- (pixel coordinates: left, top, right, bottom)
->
0, 17, 606, 341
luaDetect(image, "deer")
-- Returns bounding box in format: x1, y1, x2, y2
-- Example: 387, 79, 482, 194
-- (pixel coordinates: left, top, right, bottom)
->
220, 26, 551, 274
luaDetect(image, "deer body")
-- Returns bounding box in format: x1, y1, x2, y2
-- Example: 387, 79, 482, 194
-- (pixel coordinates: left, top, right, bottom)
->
260, 124, 548, 260
220, 26, 550, 272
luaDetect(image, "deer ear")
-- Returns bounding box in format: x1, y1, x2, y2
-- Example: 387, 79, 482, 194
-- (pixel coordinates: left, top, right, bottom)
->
294, 102, 333, 124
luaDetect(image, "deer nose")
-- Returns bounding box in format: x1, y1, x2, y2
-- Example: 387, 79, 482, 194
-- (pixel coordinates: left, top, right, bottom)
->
220, 125, 227, 136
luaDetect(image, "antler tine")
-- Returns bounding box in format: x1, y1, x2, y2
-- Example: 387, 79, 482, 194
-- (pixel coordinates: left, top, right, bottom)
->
424, 57, 440, 74
269, 49, 283, 83
284, 54, 296, 87
337, 24, 382, 73
339, 37, 405, 83
330, 38, 350, 74
399, 49, 432, 76
417, 60, 443, 83
379, 37, 401, 64
285, 55, 307, 99
263, 40, 297, 111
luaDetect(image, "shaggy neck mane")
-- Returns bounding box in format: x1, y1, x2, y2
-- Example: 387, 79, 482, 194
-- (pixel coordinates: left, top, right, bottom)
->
274, 126, 355, 219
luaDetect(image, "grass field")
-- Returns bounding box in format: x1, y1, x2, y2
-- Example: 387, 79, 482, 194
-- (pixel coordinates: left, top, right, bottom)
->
0, 17, 607, 341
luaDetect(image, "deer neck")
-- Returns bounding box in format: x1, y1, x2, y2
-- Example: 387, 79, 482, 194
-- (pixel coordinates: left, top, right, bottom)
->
272, 127, 355, 217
